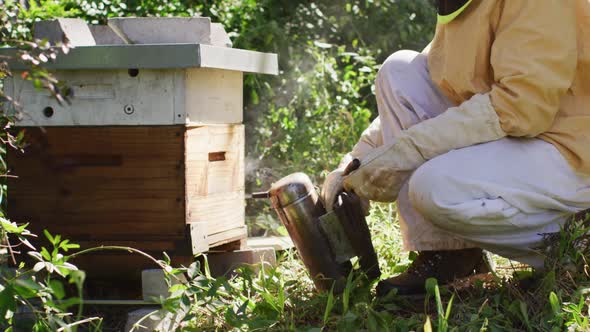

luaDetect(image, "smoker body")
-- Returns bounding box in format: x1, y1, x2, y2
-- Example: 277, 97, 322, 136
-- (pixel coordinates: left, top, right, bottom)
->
269, 173, 351, 290
268, 173, 380, 292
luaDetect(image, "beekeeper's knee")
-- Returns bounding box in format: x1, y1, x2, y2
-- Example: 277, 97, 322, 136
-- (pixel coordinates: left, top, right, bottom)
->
407, 160, 462, 228
376, 50, 421, 94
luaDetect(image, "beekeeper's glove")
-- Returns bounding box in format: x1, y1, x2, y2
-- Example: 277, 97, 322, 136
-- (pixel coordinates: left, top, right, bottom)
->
343, 94, 506, 202
322, 118, 383, 212
322, 154, 353, 212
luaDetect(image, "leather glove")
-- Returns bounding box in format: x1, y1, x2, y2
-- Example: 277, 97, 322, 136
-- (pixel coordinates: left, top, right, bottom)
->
322, 117, 383, 212
321, 154, 353, 212
323, 156, 371, 214
343, 94, 506, 202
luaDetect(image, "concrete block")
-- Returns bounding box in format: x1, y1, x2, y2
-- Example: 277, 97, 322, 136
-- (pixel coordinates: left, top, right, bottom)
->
189, 222, 209, 254
247, 236, 294, 251
206, 247, 276, 277
141, 269, 187, 302
33, 19, 96, 46
124, 308, 162, 332
125, 307, 186, 332
211, 23, 232, 47
108, 17, 212, 45
88, 25, 126, 45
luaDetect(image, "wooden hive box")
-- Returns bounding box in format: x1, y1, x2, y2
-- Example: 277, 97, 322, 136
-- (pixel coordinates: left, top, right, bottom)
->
1, 19, 278, 279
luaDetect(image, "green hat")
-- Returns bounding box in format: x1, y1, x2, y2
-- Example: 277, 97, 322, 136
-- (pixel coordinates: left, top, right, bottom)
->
437, 0, 474, 24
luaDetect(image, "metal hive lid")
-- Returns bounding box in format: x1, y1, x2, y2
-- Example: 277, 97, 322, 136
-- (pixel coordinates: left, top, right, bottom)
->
0, 17, 278, 75
0, 43, 278, 75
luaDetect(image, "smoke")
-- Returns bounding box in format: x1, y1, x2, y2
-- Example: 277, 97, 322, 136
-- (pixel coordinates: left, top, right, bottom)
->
245, 156, 285, 190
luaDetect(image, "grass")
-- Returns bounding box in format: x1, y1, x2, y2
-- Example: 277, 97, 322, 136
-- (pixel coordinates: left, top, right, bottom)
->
142, 204, 590, 332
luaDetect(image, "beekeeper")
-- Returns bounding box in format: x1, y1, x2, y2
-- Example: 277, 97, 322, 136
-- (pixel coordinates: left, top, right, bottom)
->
322, 0, 590, 295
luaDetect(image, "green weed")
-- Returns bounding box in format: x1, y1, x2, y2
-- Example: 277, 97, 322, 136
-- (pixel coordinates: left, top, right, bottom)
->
142, 208, 590, 331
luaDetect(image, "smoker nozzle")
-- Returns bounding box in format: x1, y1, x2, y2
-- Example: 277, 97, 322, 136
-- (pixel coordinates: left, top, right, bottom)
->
247, 191, 271, 199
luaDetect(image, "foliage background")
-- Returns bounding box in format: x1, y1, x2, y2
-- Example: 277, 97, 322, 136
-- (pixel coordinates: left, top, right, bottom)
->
2, 1, 590, 331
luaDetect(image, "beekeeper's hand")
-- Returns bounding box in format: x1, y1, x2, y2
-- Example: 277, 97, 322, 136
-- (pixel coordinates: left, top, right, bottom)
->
323, 156, 372, 214
343, 94, 506, 202
321, 155, 352, 212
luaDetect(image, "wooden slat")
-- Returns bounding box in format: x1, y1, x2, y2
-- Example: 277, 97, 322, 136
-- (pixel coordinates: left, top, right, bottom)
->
247, 236, 294, 251
7, 127, 186, 242
185, 125, 245, 237
187, 192, 245, 235
207, 226, 247, 248
76, 240, 178, 251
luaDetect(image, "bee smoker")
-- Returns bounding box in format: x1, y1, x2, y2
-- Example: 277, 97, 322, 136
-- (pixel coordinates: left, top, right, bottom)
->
254, 166, 380, 292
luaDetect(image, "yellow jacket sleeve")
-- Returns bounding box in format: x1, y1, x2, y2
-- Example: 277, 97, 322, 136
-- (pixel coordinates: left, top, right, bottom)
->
490, 0, 577, 137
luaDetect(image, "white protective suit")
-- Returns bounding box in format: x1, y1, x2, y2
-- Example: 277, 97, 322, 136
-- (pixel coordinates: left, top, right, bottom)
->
322, 0, 590, 268
326, 50, 590, 268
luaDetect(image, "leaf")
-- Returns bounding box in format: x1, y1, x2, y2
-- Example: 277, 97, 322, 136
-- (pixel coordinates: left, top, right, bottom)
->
43, 229, 55, 244
323, 284, 335, 326
0, 219, 20, 233
549, 292, 561, 315
425, 277, 438, 296
250, 89, 259, 105
20, 238, 36, 251
49, 279, 65, 300
276, 225, 288, 237
13, 279, 41, 298
519, 301, 532, 332
342, 271, 354, 313
58, 297, 82, 309
40, 247, 51, 260
33, 262, 46, 272
424, 316, 433, 332
0, 285, 17, 319
367, 310, 379, 332
169, 284, 187, 294
445, 294, 455, 320
187, 261, 200, 279
313, 41, 332, 49
68, 270, 86, 290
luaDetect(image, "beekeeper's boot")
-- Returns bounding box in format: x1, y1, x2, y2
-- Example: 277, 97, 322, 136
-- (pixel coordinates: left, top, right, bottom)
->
376, 248, 485, 296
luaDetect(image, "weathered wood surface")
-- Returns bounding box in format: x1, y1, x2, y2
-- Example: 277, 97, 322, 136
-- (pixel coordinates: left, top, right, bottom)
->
8, 124, 247, 279
185, 125, 245, 237
7, 126, 186, 242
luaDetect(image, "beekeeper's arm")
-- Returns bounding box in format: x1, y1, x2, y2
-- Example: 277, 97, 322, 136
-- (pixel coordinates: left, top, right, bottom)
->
321, 40, 437, 209
322, 118, 382, 211
343, 0, 577, 202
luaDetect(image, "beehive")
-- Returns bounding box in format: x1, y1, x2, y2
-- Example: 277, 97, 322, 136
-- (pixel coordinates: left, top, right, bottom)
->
1, 18, 278, 278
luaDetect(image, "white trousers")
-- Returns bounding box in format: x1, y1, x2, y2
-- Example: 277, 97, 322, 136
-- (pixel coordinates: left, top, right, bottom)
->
375, 50, 590, 267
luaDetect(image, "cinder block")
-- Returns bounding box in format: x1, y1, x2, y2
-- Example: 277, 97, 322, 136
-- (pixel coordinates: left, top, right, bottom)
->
141, 269, 187, 302
124, 308, 162, 332
247, 236, 294, 251
211, 23, 232, 47
33, 19, 96, 46
125, 307, 186, 332
206, 247, 276, 277
88, 25, 126, 45
108, 17, 212, 44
